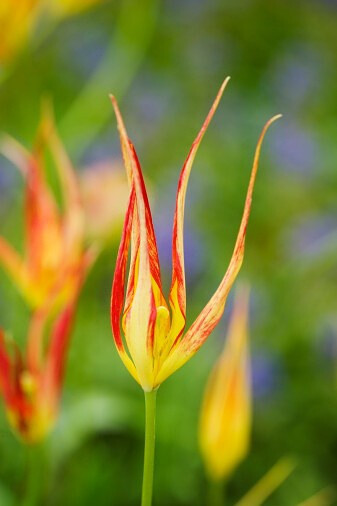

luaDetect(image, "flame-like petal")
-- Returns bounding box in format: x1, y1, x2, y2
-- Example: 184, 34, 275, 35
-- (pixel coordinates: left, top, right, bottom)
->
110, 96, 169, 390
164, 77, 230, 358
156, 114, 281, 385
111, 186, 140, 383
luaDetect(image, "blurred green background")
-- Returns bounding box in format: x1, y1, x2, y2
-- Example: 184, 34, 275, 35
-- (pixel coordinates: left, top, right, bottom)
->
0, 0, 337, 504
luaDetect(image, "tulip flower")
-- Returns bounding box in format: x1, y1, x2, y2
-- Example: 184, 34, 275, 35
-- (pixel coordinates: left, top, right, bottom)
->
199, 286, 251, 489
0, 291, 80, 444
0, 105, 96, 312
110, 77, 281, 506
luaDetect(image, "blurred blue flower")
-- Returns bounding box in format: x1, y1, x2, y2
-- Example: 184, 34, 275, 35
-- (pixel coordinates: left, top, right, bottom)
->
284, 213, 337, 260
269, 43, 325, 109
251, 351, 283, 399
130, 73, 181, 127
269, 121, 319, 175
58, 18, 107, 76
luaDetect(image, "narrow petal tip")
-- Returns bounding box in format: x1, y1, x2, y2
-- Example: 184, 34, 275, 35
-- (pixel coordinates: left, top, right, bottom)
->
109, 95, 120, 116
221, 76, 231, 88
268, 113, 283, 124
216, 76, 231, 102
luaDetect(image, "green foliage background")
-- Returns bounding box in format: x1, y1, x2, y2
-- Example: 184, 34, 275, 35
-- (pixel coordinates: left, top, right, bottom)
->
0, 0, 337, 504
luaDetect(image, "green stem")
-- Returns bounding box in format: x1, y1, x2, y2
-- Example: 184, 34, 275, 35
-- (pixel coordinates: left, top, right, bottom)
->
208, 479, 224, 506
141, 390, 157, 506
21, 444, 46, 506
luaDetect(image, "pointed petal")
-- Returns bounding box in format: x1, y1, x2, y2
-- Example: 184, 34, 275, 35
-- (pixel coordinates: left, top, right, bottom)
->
0, 133, 65, 304
168, 77, 231, 350
25, 157, 63, 277
110, 96, 164, 298
111, 96, 167, 389
156, 114, 281, 385
38, 101, 81, 213
0, 134, 62, 280
40, 297, 78, 412
111, 186, 140, 383
0, 330, 12, 402
38, 102, 84, 259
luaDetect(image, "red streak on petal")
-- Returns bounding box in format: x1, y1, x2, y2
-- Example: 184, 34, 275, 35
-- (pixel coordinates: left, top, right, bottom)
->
111, 187, 136, 350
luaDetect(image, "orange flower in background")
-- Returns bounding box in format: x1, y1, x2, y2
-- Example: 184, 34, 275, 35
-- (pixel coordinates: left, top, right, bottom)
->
79, 160, 129, 243
0, 0, 40, 64
110, 78, 281, 392
199, 286, 251, 482
0, 105, 95, 311
0, 292, 80, 444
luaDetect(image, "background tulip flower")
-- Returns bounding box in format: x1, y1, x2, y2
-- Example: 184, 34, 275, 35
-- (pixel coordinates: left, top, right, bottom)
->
199, 286, 251, 488
0, 292, 80, 444
110, 78, 281, 506
79, 160, 129, 244
0, 105, 96, 311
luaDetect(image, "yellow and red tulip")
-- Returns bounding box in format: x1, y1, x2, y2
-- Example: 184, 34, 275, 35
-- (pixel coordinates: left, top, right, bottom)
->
110, 78, 281, 392
0, 290, 80, 444
0, 105, 95, 311
199, 286, 251, 482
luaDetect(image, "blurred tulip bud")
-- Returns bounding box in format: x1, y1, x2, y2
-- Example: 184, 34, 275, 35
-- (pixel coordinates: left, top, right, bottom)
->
199, 285, 251, 482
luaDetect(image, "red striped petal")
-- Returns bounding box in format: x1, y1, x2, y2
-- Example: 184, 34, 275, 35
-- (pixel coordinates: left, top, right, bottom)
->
169, 77, 230, 343
155, 114, 281, 385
